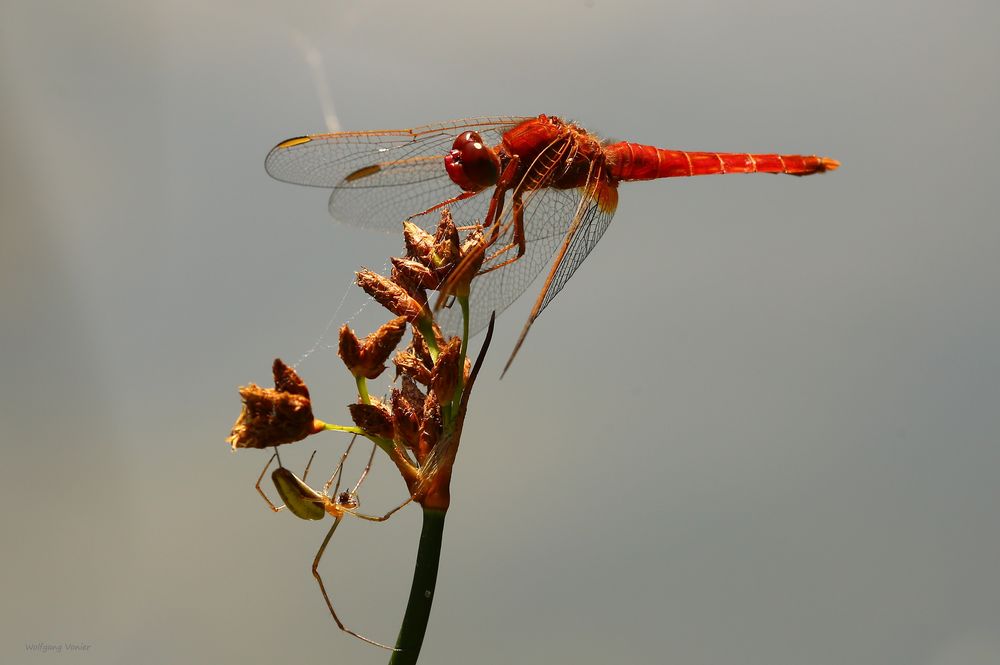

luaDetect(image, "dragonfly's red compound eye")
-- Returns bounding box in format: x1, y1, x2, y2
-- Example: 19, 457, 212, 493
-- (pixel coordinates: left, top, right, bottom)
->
444, 131, 501, 192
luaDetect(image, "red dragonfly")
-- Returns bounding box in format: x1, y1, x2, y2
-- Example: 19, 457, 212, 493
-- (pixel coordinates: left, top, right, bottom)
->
266, 114, 838, 373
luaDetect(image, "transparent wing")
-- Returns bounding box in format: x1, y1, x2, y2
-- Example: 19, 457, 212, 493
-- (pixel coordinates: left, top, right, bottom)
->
267, 116, 617, 345
264, 117, 528, 233
536, 194, 616, 314
437, 185, 617, 339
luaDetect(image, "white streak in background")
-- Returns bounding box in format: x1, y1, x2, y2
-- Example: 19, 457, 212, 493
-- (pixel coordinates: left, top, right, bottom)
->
289, 29, 341, 132
283, 29, 351, 368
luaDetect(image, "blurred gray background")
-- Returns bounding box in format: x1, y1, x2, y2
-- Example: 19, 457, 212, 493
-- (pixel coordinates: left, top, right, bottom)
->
2, 1, 998, 664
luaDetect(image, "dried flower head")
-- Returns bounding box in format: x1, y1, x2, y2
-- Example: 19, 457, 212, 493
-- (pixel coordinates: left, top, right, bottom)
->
394, 349, 433, 385
417, 390, 442, 463
391, 257, 438, 292
399, 373, 427, 414
409, 329, 434, 368
431, 209, 461, 273
390, 385, 422, 450
430, 337, 463, 405
436, 225, 488, 301
227, 359, 323, 450
356, 269, 428, 323
339, 317, 409, 380
348, 400, 395, 440
403, 220, 434, 264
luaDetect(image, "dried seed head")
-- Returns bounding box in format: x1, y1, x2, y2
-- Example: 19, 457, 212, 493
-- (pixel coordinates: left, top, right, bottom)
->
417, 391, 442, 461
337, 324, 364, 374
394, 349, 432, 386
390, 387, 422, 450
459, 225, 485, 254
227, 359, 321, 450
431, 209, 461, 272
431, 336, 463, 404
403, 221, 434, 264
442, 227, 488, 299
356, 269, 428, 322
391, 257, 438, 291
364, 316, 408, 376
389, 261, 430, 309
272, 358, 310, 398
338, 317, 407, 380
400, 374, 427, 414
348, 400, 395, 440
460, 227, 487, 274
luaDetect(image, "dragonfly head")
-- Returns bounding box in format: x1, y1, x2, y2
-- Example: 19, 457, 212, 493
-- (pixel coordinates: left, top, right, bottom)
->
444, 131, 501, 192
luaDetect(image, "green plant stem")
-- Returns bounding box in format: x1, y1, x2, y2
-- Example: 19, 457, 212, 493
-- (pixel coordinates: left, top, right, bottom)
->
356, 375, 371, 404
323, 423, 365, 435
416, 318, 440, 361
387, 507, 447, 665
322, 423, 397, 458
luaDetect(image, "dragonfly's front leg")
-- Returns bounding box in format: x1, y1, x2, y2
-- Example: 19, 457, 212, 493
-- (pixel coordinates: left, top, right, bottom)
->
476, 191, 527, 275
482, 155, 520, 232
406, 190, 478, 224
433, 160, 523, 303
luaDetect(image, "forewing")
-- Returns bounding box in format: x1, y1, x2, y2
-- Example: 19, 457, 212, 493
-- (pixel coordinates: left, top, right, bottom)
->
264, 117, 528, 233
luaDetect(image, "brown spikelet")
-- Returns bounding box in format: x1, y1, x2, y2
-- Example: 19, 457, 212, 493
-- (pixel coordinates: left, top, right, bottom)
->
417, 391, 442, 462
337, 324, 364, 374
391, 257, 439, 291
227, 359, 323, 450
403, 221, 434, 264
431, 209, 461, 271
272, 358, 310, 398
391, 387, 422, 450
400, 374, 426, 414
348, 401, 395, 440
364, 317, 408, 373
438, 225, 488, 300
338, 317, 408, 380
431, 337, 463, 405
356, 269, 427, 322
394, 350, 433, 386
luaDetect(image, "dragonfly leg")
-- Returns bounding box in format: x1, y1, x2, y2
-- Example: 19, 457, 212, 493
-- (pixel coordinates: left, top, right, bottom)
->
311, 517, 397, 650
405, 190, 478, 223
482, 155, 520, 231
475, 192, 528, 275
432, 174, 527, 308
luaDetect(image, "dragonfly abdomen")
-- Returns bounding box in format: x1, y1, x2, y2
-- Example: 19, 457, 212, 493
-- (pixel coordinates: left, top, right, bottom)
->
608, 142, 839, 181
